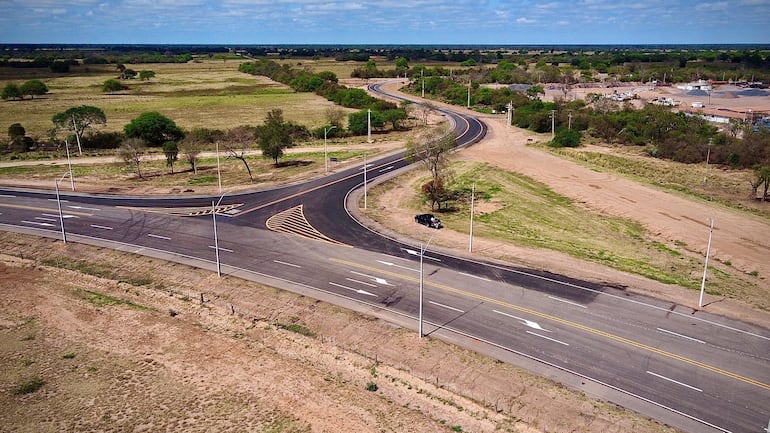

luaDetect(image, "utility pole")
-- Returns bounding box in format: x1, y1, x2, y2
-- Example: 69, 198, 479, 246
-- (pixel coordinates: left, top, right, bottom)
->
551, 110, 556, 138
71, 114, 83, 156
568, 112, 573, 130
64, 139, 74, 191
421, 69, 425, 98
698, 219, 715, 308
467, 80, 471, 108
506, 101, 513, 128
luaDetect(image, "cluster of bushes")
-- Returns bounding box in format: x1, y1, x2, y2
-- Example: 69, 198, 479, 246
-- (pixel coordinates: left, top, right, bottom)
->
1, 80, 48, 100
238, 59, 408, 136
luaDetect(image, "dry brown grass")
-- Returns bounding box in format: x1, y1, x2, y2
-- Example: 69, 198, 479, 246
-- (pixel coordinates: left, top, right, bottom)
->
0, 60, 349, 139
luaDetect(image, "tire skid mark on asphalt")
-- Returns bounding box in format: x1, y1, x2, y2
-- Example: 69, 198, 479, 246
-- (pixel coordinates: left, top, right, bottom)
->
330, 257, 770, 392
266, 205, 348, 246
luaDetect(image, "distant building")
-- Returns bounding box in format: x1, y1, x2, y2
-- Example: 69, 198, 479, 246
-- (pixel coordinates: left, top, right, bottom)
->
676, 80, 712, 91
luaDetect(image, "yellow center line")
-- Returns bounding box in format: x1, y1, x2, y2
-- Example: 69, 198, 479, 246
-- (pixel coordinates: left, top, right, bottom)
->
0, 202, 92, 217
330, 257, 770, 391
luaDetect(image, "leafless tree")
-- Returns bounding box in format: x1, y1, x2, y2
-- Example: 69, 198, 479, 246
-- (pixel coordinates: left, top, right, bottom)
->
179, 136, 204, 174
224, 125, 258, 182
117, 138, 147, 179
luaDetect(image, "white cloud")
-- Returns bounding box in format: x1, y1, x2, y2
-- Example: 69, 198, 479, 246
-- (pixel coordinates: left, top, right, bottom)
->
515, 17, 535, 24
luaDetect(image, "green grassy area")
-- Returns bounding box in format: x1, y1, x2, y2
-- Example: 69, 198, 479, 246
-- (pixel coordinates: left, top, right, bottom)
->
376, 161, 765, 310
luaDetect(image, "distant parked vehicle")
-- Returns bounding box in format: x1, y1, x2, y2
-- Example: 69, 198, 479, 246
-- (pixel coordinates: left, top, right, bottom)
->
414, 213, 442, 229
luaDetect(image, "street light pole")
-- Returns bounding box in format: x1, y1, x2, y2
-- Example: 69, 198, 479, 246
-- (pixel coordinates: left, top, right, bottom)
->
324, 125, 336, 174
216, 141, 222, 194
64, 139, 74, 191
212, 195, 225, 277
55, 172, 70, 243
421, 69, 425, 98
698, 218, 715, 308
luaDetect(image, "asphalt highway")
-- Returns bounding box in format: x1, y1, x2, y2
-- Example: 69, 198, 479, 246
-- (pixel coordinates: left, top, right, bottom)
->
0, 82, 768, 433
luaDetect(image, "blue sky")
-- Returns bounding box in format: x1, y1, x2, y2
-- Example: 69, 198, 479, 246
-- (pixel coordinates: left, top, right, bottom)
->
1, 0, 769, 45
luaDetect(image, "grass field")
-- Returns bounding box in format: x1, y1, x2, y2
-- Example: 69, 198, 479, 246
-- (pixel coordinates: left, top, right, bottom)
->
1, 59, 350, 140
370, 161, 767, 310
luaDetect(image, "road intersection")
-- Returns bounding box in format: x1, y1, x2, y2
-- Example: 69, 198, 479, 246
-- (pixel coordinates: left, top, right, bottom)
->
0, 83, 767, 433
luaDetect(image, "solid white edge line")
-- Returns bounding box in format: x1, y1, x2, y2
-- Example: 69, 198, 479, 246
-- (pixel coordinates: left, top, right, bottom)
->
526, 330, 569, 346
548, 295, 588, 308
656, 328, 706, 344
274, 259, 302, 268
0, 194, 16, 198
647, 371, 703, 392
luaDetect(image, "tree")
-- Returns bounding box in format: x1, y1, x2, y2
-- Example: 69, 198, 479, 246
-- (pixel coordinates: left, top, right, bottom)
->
381, 109, 407, 130
139, 70, 156, 81
526, 84, 544, 100
406, 127, 456, 181
416, 102, 437, 126
179, 136, 204, 174
224, 125, 258, 181
124, 112, 184, 147
7, 123, 31, 152
8, 123, 25, 140
120, 69, 137, 79
348, 110, 384, 136
750, 165, 770, 201
20, 80, 48, 99
395, 57, 409, 72
52, 105, 107, 155
421, 177, 447, 211
162, 141, 179, 173
324, 107, 346, 132
258, 109, 294, 165
103, 79, 125, 92
2, 83, 22, 100
117, 138, 147, 179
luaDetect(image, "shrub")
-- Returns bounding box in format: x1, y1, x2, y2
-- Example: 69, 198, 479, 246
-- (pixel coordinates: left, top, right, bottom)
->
13, 377, 44, 395
550, 127, 582, 148
102, 79, 125, 92
365, 382, 378, 392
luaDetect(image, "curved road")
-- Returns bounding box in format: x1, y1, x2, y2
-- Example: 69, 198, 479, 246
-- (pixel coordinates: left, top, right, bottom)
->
0, 82, 768, 433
